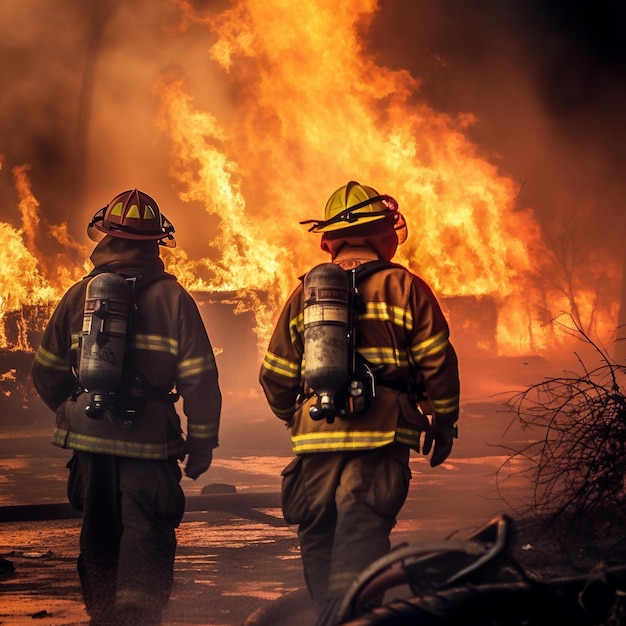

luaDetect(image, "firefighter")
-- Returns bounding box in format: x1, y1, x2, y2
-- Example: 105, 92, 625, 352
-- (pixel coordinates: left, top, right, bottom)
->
31, 189, 222, 626
259, 181, 460, 621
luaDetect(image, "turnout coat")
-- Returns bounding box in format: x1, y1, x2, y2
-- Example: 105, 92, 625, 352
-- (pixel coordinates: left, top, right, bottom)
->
259, 247, 460, 455
31, 237, 221, 461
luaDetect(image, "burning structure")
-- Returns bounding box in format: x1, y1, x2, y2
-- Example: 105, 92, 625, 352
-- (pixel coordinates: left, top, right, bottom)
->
1, 0, 625, 421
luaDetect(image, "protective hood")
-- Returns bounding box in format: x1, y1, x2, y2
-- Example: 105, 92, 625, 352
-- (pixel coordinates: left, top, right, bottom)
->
89, 235, 167, 277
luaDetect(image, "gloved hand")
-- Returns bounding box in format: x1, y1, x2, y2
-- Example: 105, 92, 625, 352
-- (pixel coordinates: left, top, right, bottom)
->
184, 441, 213, 480
422, 417, 458, 468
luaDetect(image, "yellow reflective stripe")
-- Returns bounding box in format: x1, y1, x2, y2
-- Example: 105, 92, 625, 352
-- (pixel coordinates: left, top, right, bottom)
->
54, 429, 185, 460
187, 422, 219, 439
116, 588, 156, 608
395, 427, 422, 447
329, 571, 360, 594
177, 354, 217, 379
291, 430, 396, 453
271, 404, 294, 420
70, 333, 79, 351
133, 333, 178, 356
359, 302, 412, 332
262, 351, 300, 380
289, 311, 304, 343
431, 396, 460, 414
34, 346, 70, 372
410, 330, 449, 362
293, 302, 411, 336
358, 346, 409, 368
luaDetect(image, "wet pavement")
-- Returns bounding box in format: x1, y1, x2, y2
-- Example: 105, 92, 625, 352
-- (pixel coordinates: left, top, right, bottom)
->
0, 400, 533, 625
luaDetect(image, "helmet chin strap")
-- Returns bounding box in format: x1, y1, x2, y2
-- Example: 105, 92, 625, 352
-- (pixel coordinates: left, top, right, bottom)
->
87, 207, 106, 229
300, 195, 398, 232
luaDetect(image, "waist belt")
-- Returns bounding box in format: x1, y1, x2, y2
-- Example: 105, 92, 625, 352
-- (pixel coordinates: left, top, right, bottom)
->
376, 376, 426, 399
70, 380, 179, 405
130, 377, 180, 404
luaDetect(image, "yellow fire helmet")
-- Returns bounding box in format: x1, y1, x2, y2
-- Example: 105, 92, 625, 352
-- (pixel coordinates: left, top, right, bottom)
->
301, 180, 407, 244
87, 188, 176, 248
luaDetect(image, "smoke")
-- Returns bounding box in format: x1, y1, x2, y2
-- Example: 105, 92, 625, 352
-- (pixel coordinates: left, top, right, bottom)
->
367, 0, 626, 251
2, 0, 624, 241
0, 0, 624, 350
0, 0, 229, 256
1, 1, 623, 526
0, 1, 85, 229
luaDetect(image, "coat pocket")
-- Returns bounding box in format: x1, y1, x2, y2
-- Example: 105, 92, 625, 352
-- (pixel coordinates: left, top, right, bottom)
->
153, 459, 185, 528
280, 456, 310, 525
66, 453, 85, 511
365, 449, 412, 524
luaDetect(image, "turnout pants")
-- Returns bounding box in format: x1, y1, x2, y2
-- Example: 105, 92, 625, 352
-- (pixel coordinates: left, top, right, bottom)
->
281, 444, 411, 614
67, 451, 185, 625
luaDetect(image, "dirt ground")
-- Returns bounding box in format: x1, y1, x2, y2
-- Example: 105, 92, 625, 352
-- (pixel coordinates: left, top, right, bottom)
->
2, 395, 626, 625
0, 508, 306, 626
2, 498, 626, 626
511, 510, 626, 583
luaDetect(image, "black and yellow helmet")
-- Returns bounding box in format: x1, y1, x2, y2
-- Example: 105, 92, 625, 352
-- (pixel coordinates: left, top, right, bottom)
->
301, 181, 407, 243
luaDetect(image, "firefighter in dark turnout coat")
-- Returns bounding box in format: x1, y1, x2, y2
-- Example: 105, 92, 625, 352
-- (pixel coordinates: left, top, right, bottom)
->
259, 181, 460, 620
31, 189, 222, 626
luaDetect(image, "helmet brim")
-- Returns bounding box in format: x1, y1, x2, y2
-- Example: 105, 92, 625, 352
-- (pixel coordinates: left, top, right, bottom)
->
307, 211, 408, 244
87, 208, 177, 248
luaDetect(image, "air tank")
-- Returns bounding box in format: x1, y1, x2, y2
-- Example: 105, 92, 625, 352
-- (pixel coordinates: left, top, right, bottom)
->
303, 263, 350, 422
78, 272, 132, 418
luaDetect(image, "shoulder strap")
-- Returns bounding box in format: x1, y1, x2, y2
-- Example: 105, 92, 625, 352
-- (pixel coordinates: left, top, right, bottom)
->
346, 261, 401, 378
348, 260, 424, 397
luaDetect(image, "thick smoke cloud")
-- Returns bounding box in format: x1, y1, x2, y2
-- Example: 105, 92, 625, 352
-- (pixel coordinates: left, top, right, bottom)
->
0, 0, 225, 257
0, 0, 624, 424
0, 1, 87, 228
0, 0, 624, 265
368, 0, 626, 253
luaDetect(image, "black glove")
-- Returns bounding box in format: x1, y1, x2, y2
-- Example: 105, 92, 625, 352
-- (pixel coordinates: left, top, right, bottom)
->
422, 417, 458, 468
184, 441, 213, 480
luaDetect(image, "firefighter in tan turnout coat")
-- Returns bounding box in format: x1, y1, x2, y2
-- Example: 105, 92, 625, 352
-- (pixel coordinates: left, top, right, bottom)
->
259, 181, 460, 620
31, 189, 221, 626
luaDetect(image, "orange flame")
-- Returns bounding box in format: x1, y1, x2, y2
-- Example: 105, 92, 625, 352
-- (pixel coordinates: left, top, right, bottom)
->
1, 0, 619, 362
0, 166, 87, 352
157, 0, 555, 354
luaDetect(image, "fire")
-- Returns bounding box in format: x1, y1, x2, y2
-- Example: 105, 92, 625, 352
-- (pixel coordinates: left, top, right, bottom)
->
0, 166, 87, 351
0, 369, 16, 397
158, 0, 591, 355
0, 195, 55, 352
0, 0, 618, 361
